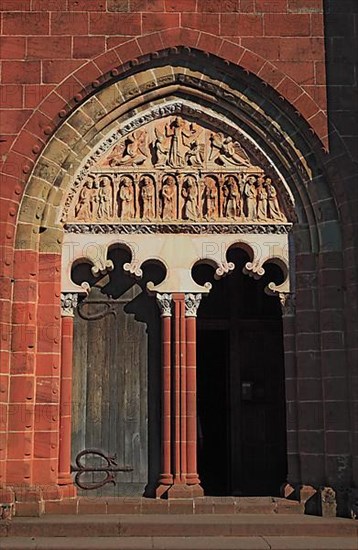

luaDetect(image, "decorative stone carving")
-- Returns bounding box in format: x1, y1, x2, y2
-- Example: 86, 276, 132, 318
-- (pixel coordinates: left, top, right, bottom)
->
108, 129, 148, 166
161, 175, 177, 221
185, 293, 202, 317
209, 133, 251, 167
118, 175, 135, 220
64, 223, 292, 235
257, 177, 269, 222
279, 292, 296, 316
320, 487, 337, 517
244, 176, 258, 220
156, 293, 173, 317
215, 261, 235, 279
223, 176, 240, 220
203, 176, 218, 221
63, 114, 291, 226
243, 260, 265, 280
182, 175, 199, 221
140, 175, 156, 221
61, 293, 78, 317
266, 177, 287, 222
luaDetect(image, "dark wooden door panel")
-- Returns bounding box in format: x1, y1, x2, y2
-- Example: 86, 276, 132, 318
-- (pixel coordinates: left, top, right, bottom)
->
72, 285, 150, 496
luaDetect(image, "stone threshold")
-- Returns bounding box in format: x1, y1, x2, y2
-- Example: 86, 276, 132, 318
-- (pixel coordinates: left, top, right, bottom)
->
23, 496, 304, 517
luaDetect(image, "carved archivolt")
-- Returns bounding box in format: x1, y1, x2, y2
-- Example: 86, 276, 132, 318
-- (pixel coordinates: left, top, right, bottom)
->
63, 115, 290, 226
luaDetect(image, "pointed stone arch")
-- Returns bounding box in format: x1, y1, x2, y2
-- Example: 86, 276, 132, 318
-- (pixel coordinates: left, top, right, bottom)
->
3, 47, 355, 508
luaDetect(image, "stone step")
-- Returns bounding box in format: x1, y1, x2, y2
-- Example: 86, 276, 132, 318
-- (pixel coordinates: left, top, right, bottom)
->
40, 496, 304, 516
1, 535, 358, 550
2, 514, 357, 539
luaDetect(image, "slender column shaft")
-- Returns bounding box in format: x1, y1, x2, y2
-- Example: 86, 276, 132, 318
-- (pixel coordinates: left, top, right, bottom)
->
156, 294, 173, 494
58, 315, 74, 484
185, 315, 200, 484
173, 295, 182, 482
184, 293, 202, 487
156, 292, 202, 497
180, 298, 187, 482
160, 314, 173, 485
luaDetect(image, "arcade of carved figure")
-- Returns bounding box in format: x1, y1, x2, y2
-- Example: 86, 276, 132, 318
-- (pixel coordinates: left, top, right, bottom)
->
257, 176, 269, 222
91, 180, 100, 220
119, 176, 135, 221
75, 178, 93, 220
223, 176, 240, 220
245, 176, 258, 220
203, 177, 218, 221
98, 176, 113, 220
161, 175, 177, 221
266, 178, 287, 222
140, 176, 156, 221
183, 176, 199, 221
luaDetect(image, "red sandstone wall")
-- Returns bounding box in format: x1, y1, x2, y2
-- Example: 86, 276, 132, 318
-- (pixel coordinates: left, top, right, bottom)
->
8, 0, 358, 505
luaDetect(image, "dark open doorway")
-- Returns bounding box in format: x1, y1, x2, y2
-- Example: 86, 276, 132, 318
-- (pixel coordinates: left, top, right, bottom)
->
194, 248, 287, 497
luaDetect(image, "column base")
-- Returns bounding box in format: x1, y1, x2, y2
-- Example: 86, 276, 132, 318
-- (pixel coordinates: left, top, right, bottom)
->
58, 473, 75, 486
156, 483, 204, 499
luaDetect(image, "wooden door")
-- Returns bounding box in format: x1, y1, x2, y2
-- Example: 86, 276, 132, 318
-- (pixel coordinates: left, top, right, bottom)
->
72, 283, 161, 496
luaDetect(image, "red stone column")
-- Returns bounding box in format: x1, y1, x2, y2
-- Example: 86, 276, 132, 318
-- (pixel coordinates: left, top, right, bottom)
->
156, 292, 203, 498
156, 294, 173, 497
57, 293, 77, 496
185, 294, 202, 492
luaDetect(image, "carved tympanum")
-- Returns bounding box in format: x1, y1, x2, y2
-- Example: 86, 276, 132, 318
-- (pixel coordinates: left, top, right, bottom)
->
64, 115, 289, 225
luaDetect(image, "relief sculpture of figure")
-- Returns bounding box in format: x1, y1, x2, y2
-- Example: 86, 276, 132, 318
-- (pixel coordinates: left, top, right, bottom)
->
75, 178, 94, 220
182, 175, 199, 221
90, 180, 100, 220
140, 176, 156, 221
161, 175, 176, 221
153, 131, 169, 167
97, 176, 112, 219
166, 117, 184, 168
223, 176, 240, 220
210, 133, 251, 167
257, 176, 269, 222
265, 178, 287, 222
110, 130, 148, 166
244, 176, 258, 220
185, 139, 204, 167
203, 177, 218, 221
119, 176, 135, 221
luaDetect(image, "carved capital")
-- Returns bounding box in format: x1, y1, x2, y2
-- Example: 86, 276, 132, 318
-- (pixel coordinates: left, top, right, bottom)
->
61, 293, 78, 317
156, 293, 172, 317
185, 293, 202, 317
279, 292, 296, 317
